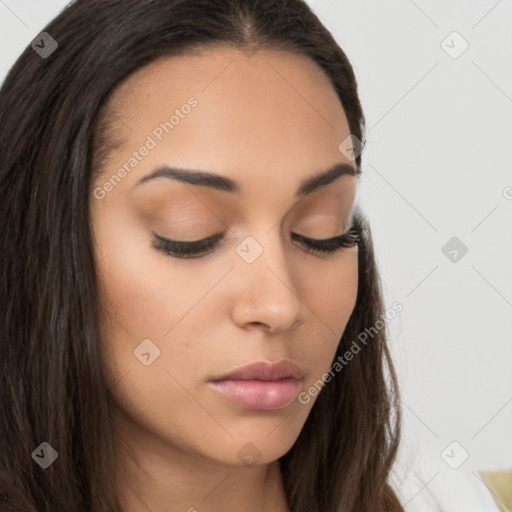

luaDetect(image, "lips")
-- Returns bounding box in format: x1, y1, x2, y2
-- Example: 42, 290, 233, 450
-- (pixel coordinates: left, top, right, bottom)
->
208, 360, 304, 410
210, 360, 303, 382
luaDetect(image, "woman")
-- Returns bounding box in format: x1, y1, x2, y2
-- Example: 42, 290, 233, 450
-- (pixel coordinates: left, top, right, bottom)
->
0, 1, 405, 510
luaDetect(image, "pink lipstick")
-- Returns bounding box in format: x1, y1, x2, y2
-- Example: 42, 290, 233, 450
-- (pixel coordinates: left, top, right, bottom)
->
208, 360, 303, 410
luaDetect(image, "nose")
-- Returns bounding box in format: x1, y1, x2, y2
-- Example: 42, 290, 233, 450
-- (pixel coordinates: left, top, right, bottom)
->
230, 232, 308, 333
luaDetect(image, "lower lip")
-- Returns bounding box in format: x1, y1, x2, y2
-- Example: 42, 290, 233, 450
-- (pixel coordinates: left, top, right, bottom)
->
208, 378, 302, 410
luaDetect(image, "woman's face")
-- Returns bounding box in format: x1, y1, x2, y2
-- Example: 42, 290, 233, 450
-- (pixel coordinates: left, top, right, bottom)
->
89, 47, 358, 468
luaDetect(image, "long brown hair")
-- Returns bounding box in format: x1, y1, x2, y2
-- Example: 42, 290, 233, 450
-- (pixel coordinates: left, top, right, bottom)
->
0, 1, 403, 510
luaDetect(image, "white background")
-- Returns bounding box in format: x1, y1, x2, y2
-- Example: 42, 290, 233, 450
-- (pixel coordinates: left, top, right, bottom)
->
1, 0, 510, 478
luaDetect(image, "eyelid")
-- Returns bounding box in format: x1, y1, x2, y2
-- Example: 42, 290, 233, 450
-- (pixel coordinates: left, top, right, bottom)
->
152, 231, 222, 244
152, 231, 223, 251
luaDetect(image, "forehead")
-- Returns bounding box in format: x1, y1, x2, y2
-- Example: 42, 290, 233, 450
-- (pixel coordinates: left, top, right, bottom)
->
94, 47, 354, 197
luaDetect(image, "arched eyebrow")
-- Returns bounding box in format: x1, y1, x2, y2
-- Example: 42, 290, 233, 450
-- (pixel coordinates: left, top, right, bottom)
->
133, 162, 357, 198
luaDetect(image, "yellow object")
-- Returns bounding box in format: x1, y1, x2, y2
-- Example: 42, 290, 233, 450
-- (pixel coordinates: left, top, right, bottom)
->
479, 469, 512, 512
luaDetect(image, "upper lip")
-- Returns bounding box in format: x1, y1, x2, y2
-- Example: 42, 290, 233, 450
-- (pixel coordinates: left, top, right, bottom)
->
210, 360, 303, 382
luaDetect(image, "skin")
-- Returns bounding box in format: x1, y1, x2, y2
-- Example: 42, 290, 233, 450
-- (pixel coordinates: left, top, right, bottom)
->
89, 47, 359, 512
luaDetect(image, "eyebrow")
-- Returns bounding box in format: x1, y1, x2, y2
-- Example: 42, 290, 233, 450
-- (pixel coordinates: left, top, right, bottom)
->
133, 162, 358, 197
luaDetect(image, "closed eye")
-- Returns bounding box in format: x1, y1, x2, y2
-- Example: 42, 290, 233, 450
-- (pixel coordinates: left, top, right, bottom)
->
151, 224, 361, 259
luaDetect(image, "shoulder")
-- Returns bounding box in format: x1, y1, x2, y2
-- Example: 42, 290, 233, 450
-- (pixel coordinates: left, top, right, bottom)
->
388, 433, 501, 512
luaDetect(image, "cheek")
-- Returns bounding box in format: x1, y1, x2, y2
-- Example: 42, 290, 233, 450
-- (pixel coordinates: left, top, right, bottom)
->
91, 204, 229, 398
305, 248, 358, 327
295, 249, 358, 378
92, 200, 187, 339
93, 222, 212, 442
90, 204, 187, 388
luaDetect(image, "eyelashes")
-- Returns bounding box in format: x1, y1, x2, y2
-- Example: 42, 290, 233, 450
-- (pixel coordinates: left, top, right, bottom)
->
152, 232, 224, 259
151, 225, 361, 260
291, 228, 360, 255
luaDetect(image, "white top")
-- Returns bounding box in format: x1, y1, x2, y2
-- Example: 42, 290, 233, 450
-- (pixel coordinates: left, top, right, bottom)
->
389, 432, 500, 511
